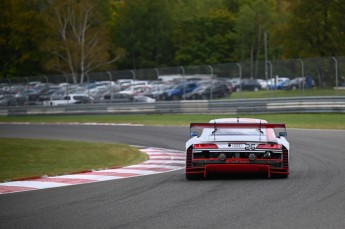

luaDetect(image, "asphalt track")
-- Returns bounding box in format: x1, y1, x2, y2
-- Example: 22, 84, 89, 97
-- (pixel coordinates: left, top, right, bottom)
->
1, 123, 345, 229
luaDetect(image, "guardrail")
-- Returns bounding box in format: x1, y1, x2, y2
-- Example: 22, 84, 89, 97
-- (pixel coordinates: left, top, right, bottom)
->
0, 96, 344, 116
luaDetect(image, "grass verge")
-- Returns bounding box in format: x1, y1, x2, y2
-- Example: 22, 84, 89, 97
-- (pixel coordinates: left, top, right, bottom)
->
0, 138, 148, 182
0, 113, 344, 129
228, 88, 345, 99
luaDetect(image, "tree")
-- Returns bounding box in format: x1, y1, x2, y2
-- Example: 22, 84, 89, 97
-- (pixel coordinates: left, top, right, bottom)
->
233, 0, 275, 78
282, 0, 345, 58
111, 0, 174, 69
42, 0, 118, 83
0, 0, 45, 78
173, 9, 236, 65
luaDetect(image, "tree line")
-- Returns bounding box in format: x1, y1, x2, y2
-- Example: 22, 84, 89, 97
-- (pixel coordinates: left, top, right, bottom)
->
1, 0, 344, 81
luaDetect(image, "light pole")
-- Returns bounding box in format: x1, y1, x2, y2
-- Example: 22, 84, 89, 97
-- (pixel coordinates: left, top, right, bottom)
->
64, 75, 69, 95
130, 70, 136, 94
208, 65, 214, 99
180, 66, 186, 100
332, 57, 338, 96
180, 66, 185, 79
267, 61, 273, 86
236, 63, 242, 98
6, 78, 12, 107
86, 74, 90, 97
208, 65, 214, 78
264, 32, 268, 90
25, 77, 29, 105
154, 68, 160, 80
106, 71, 112, 93
298, 59, 305, 92
154, 68, 160, 101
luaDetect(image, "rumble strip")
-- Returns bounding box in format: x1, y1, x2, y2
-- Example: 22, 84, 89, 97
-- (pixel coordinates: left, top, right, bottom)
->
0, 147, 185, 194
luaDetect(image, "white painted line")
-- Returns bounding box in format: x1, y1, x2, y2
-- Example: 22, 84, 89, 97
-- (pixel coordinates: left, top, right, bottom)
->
126, 164, 183, 170
54, 174, 121, 181
144, 160, 185, 164
108, 169, 159, 175
0, 181, 70, 189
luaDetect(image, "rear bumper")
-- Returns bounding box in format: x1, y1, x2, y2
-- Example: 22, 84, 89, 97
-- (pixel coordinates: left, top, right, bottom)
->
186, 164, 289, 178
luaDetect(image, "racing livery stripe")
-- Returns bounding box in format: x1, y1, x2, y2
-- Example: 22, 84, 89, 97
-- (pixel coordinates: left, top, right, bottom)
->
0, 147, 185, 194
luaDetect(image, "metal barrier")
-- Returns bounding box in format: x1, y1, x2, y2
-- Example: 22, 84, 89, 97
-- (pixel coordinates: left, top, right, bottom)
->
0, 96, 344, 116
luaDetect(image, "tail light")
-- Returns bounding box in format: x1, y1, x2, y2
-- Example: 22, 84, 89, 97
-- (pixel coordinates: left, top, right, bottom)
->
194, 143, 218, 149
256, 143, 282, 150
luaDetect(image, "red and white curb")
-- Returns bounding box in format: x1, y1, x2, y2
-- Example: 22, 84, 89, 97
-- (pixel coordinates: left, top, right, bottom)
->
0, 147, 185, 194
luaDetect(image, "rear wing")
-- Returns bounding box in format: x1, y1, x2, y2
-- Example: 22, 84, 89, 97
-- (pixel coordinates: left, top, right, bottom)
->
190, 122, 287, 138
190, 123, 286, 129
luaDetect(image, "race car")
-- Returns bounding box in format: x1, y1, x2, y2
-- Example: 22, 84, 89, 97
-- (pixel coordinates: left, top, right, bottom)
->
185, 118, 289, 179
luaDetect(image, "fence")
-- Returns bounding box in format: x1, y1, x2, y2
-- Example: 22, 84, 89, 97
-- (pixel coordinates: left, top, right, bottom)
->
1, 56, 345, 88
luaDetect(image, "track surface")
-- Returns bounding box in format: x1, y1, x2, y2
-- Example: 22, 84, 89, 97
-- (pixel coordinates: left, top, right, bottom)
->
1, 124, 345, 229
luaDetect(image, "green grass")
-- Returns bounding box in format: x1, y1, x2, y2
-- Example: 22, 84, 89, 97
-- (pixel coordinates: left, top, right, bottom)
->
0, 138, 148, 182
228, 88, 345, 99
0, 113, 344, 129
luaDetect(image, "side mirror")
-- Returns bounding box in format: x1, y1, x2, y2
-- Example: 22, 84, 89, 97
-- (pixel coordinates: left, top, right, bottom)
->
278, 132, 287, 137
190, 131, 199, 138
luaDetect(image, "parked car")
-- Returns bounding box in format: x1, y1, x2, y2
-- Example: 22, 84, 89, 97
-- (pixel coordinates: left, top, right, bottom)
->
228, 78, 241, 89
100, 93, 134, 103
161, 82, 198, 100
133, 95, 156, 103
257, 79, 268, 90
119, 85, 153, 96
144, 84, 174, 100
44, 94, 93, 106
234, 79, 262, 92
197, 79, 233, 94
286, 77, 305, 90
0, 95, 18, 106
185, 84, 230, 100
15, 89, 41, 105
267, 77, 290, 90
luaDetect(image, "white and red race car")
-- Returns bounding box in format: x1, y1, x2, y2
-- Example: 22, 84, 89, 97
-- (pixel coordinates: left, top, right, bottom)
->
185, 118, 289, 179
